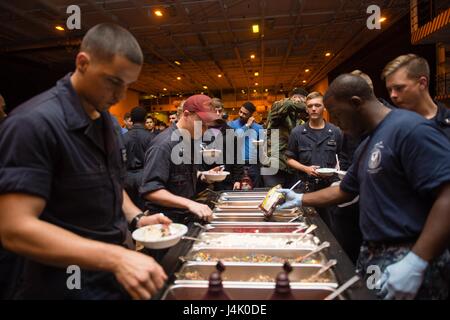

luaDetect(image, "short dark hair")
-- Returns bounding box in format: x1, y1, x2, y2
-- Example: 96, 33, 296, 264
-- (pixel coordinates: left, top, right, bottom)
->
324, 74, 375, 102
80, 23, 143, 65
123, 112, 131, 120
130, 107, 146, 123
289, 87, 308, 98
242, 101, 256, 114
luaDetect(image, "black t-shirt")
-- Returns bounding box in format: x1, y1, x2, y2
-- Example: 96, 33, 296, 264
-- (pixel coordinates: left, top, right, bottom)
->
139, 125, 198, 221
123, 124, 154, 170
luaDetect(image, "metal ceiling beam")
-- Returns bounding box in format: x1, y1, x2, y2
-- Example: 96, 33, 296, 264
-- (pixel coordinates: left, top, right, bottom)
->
273, 0, 306, 89
85, 0, 202, 93
307, 6, 409, 86
138, 70, 189, 93
259, 0, 266, 92
0, 1, 57, 35
131, 17, 362, 38
289, 0, 348, 88
0, 38, 81, 54
173, 0, 226, 90
108, 9, 353, 24
35, 0, 62, 18
127, 0, 214, 92
218, 0, 250, 92
0, 20, 41, 42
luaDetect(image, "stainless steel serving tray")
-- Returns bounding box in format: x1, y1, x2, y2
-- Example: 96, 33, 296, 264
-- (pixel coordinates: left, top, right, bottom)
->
213, 208, 298, 214
219, 191, 269, 198
162, 283, 343, 300
192, 232, 320, 249
181, 247, 326, 264
212, 209, 302, 223
207, 222, 307, 228
174, 262, 337, 287
203, 223, 308, 233
216, 200, 263, 206
212, 215, 299, 222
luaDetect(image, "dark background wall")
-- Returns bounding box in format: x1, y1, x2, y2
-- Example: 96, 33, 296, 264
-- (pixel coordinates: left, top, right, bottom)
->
0, 55, 71, 113
328, 14, 437, 102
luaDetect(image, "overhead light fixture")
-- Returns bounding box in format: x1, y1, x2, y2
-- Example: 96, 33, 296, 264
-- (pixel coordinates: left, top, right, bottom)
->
163, 88, 167, 91
252, 24, 259, 33
255, 82, 259, 86
154, 10, 163, 17
217, 74, 222, 78
253, 89, 257, 93
379, 17, 387, 23
176, 76, 181, 80
250, 54, 255, 59
305, 69, 310, 73
174, 60, 181, 66
254, 72, 259, 77
202, 85, 208, 89
302, 80, 307, 84
241, 90, 245, 94
55, 25, 65, 31
265, 89, 268, 92
325, 52, 331, 57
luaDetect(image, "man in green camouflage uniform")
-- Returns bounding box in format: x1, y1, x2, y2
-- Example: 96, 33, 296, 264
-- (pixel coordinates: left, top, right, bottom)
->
262, 88, 308, 188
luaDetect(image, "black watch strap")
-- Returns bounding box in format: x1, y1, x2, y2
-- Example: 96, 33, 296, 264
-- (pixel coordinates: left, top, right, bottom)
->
129, 212, 146, 232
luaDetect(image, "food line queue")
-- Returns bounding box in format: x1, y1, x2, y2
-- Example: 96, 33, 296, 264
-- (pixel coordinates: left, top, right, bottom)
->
0, 23, 449, 300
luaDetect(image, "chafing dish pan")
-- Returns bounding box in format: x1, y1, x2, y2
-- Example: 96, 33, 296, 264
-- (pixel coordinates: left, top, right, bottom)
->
175, 262, 337, 287
162, 283, 343, 300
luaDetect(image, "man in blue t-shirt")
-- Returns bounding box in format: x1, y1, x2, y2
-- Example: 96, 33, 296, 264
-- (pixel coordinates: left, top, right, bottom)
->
278, 74, 450, 300
382, 54, 450, 140
228, 101, 263, 187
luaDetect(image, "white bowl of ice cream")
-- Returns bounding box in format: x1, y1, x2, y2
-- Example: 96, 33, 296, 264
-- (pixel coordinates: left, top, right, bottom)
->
132, 223, 188, 249
315, 168, 337, 177
336, 170, 347, 180
202, 171, 230, 182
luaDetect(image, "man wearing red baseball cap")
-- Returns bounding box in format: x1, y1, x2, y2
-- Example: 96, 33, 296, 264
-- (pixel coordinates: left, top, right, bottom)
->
140, 95, 219, 224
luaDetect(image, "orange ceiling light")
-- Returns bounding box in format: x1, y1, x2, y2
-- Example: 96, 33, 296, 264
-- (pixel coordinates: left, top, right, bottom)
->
154, 10, 163, 17
55, 25, 65, 31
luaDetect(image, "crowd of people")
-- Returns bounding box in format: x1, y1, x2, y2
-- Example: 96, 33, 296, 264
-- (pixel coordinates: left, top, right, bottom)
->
0, 23, 449, 301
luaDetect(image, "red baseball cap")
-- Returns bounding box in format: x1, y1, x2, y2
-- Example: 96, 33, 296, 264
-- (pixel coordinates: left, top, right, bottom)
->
183, 94, 220, 123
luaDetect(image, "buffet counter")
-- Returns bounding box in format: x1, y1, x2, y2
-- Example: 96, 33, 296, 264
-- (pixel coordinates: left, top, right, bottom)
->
153, 189, 375, 300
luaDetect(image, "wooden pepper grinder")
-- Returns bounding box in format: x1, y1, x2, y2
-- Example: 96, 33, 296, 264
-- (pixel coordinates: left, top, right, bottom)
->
269, 261, 296, 300
202, 261, 231, 300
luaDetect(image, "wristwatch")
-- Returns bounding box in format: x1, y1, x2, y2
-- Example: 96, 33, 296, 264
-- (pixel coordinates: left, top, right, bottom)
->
129, 212, 147, 232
